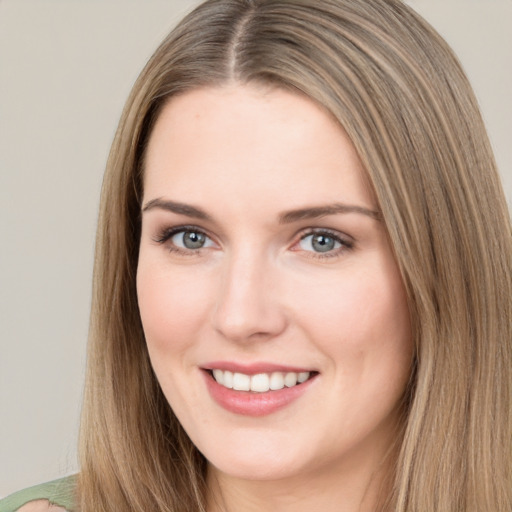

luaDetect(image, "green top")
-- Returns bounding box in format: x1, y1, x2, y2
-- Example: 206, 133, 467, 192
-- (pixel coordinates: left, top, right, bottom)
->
0, 476, 76, 512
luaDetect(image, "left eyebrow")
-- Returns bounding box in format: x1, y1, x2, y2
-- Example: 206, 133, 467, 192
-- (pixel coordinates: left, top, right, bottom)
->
278, 203, 381, 223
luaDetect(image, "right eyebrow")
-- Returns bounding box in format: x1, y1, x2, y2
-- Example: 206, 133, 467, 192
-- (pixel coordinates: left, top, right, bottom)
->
141, 198, 213, 221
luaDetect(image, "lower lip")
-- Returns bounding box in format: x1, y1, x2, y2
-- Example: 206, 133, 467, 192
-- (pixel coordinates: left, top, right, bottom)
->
203, 371, 316, 416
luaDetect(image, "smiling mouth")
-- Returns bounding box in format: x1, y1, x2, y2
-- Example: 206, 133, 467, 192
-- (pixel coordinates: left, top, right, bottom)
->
207, 369, 317, 393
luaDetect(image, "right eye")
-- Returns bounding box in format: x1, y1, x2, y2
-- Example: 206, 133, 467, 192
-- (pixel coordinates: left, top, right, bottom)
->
171, 229, 214, 250
154, 226, 216, 254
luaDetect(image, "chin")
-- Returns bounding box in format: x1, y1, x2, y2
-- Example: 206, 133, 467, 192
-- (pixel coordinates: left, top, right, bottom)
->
199, 430, 310, 482
208, 456, 303, 482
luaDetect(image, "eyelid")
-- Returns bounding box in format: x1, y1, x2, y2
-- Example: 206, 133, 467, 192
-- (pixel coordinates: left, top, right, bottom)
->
290, 227, 354, 258
296, 227, 353, 244
152, 224, 216, 248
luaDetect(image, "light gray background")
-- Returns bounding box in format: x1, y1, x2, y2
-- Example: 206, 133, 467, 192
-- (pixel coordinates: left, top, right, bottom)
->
1, 0, 510, 498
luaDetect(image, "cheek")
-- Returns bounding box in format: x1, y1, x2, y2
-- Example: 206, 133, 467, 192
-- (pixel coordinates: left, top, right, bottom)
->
344, 269, 412, 401
294, 266, 409, 343
291, 264, 412, 385
136, 263, 211, 354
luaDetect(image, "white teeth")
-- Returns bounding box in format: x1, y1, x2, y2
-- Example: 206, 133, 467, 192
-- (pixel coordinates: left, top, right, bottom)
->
284, 372, 297, 387
269, 372, 284, 390
232, 372, 251, 391
298, 371, 309, 383
212, 369, 223, 383
211, 369, 311, 392
251, 373, 270, 392
223, 370, 234, 389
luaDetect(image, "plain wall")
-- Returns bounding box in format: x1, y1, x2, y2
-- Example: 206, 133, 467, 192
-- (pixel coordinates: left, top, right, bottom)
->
0, 0, 510, 497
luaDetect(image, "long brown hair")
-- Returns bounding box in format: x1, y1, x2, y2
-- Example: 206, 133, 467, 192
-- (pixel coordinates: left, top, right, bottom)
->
78, 1, 512, 510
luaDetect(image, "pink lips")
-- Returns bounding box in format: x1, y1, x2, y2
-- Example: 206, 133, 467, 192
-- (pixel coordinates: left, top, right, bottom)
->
202, 361, 317, 417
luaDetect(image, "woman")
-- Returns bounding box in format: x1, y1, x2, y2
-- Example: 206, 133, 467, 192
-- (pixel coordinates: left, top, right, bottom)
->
2, 0, 511, 511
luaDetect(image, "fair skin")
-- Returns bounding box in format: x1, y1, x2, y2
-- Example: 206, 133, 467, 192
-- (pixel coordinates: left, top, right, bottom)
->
18, 502, 65, 512
137, 84, 413, 512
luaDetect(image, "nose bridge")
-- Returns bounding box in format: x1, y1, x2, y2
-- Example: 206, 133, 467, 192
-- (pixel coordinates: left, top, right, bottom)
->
213, 245, 286, 342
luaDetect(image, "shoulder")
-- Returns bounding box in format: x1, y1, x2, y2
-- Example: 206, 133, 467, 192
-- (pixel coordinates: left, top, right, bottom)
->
15, 502, 66, 512
0, 476, 76, 512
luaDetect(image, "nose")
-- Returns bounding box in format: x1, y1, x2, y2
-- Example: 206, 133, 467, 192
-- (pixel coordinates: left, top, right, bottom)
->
212, 250, 287, 343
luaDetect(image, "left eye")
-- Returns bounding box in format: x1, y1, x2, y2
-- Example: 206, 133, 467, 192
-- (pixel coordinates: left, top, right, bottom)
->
298, 233, 343, 253
171, 230, 214, 250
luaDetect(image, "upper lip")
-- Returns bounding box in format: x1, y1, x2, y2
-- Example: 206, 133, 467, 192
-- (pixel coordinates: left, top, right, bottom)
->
201, 361, 316, 375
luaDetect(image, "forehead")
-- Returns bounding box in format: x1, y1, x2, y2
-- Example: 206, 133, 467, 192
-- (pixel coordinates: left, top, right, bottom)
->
143, 85, 375, 212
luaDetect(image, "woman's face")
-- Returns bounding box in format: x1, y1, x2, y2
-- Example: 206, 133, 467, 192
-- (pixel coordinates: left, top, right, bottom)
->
137, 85, 412, 484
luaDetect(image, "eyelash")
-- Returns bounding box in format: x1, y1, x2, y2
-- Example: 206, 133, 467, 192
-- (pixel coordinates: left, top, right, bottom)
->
153, 225, 211, 257
296, 228, 354, 259
152, 225, 354, 259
